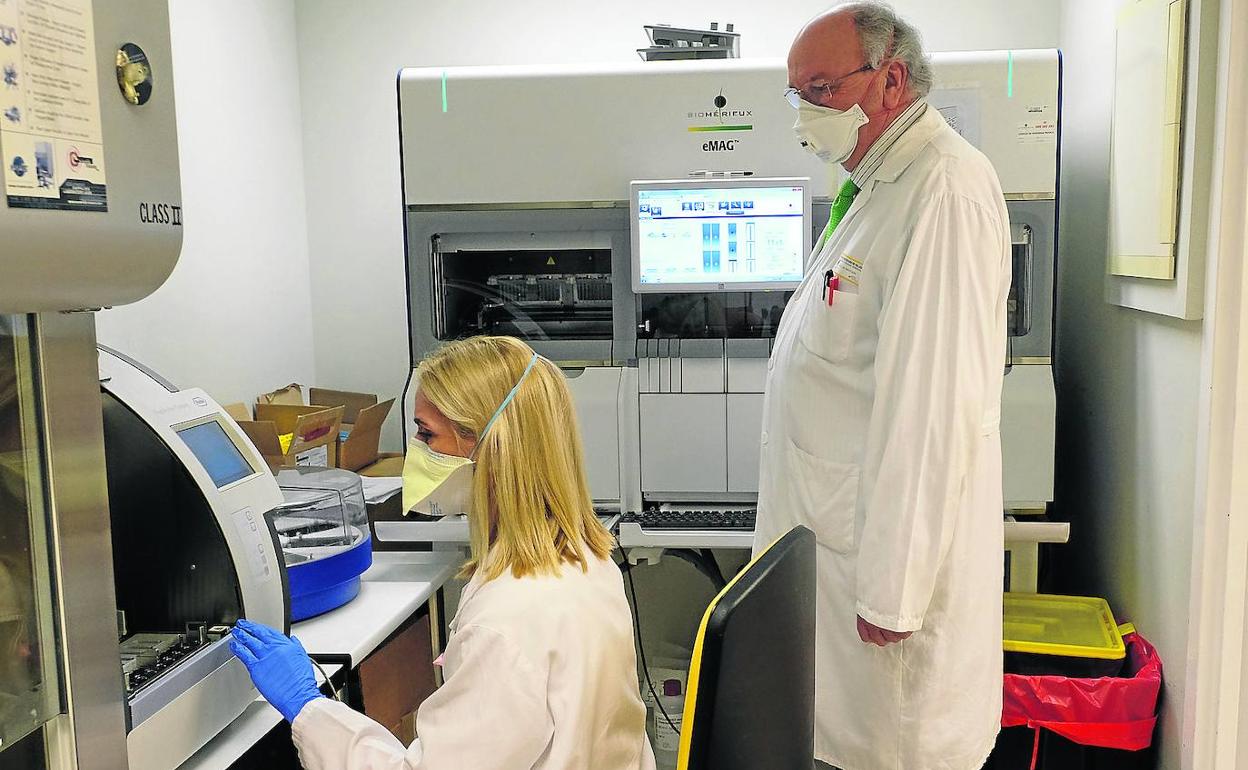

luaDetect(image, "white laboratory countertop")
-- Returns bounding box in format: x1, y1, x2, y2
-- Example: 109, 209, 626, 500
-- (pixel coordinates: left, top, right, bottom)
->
179, 664, 342, 770
360, 549, 466, 583
292, 550, 461, 666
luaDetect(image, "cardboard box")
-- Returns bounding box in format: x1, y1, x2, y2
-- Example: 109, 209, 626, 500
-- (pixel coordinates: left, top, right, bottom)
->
359, 452, 404, 477
309, 387, 378, 425
230, 401, 345, 471
223, 402, 252, 424
257, 383, 304, 406
254, 384, 396, 472
395, 710, 417, 746
309, 388, 395, 472
360, 613, 436, 744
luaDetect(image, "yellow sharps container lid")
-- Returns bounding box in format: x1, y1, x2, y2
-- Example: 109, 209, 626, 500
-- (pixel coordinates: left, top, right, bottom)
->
1003, 593, 1127, 660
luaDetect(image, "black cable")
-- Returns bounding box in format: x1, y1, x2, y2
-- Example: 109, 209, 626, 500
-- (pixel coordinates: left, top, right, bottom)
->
698, 548, 727, 588
617, 539, 679, 734
665, 547, 726, 590
310, 659, 341, 703
627, 563, 679, 734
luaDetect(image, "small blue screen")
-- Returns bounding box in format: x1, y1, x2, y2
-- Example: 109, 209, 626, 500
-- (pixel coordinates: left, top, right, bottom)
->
177, 420, 253, 488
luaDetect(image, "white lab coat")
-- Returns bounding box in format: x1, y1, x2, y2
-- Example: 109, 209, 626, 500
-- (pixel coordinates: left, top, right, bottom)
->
292, 553, 657, 770
753, 107, 1010, 770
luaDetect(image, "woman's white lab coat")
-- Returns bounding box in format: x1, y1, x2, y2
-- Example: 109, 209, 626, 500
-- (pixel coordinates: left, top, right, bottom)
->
291, 553, 657, 770
753, 107, 1011, 770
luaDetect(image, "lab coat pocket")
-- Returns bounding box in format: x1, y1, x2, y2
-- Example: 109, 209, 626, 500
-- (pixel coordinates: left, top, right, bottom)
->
785, 442, 859, 553
797, 289, 859, 364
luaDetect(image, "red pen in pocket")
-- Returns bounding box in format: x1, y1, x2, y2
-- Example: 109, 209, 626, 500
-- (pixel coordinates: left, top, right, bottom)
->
822, 270, 839, 306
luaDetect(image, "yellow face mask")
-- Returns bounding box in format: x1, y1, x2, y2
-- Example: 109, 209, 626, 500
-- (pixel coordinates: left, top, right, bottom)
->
401, 353, 540, 517
401, 440, 474, 517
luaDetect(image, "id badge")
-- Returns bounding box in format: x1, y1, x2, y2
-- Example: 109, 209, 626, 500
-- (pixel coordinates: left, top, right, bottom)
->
832, 253, 864, 294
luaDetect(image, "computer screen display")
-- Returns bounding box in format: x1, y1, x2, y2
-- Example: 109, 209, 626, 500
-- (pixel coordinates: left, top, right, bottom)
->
177, 419, 254, 488
632, 180, 810, 292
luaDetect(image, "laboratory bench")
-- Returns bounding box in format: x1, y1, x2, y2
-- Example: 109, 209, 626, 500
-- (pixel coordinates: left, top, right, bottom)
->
177, 516, 1065, 768
180, 550, 462, 769
295, 550, 460, 667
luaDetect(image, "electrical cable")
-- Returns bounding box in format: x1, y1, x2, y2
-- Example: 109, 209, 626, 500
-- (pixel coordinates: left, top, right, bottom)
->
310, 658, 341, 703
627, 561, 680, 734
664, 547, 726, 590
616, 537, 679, 734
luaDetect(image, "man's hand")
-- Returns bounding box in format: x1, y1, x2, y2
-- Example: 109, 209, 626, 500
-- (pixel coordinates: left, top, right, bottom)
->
857, 615, 913, 647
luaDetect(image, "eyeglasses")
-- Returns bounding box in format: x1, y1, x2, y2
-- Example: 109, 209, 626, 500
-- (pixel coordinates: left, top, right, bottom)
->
784, 64, 876, 109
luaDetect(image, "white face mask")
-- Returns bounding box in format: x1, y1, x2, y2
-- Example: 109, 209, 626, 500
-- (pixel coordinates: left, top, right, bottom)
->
402, 353, 540, 517
793, 100, 869, 165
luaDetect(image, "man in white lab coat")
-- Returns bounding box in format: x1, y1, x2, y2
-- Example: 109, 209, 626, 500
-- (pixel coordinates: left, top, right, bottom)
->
753, 4, 1010, 769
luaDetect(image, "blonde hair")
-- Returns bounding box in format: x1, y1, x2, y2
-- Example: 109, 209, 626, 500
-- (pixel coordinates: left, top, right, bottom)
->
415, 336, 613, 581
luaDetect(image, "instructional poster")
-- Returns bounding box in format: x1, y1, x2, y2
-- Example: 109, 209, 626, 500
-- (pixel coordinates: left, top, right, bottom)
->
0, 0, 107, 211
929, 87, 982, 149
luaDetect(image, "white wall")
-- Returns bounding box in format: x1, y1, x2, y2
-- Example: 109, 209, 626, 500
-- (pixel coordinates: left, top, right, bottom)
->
95, 0, 317, 407
1054, 2, 1205, 768
291, 0, 1061, 448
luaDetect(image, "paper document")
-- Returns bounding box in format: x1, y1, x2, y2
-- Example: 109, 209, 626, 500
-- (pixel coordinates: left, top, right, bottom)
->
0, 0, 109, 211
361, 476, 403, 505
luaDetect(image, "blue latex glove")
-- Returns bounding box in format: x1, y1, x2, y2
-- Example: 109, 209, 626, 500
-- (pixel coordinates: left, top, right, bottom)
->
230, 619, 323, 722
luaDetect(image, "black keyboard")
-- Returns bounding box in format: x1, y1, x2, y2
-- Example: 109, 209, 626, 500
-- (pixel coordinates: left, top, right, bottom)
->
623, 509, 757, 531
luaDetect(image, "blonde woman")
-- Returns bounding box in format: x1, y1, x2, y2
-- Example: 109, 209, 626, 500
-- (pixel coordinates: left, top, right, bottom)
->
232, 336, 657, 770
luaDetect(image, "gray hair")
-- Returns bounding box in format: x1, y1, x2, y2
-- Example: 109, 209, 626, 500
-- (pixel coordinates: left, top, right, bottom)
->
837, 1, 933, 97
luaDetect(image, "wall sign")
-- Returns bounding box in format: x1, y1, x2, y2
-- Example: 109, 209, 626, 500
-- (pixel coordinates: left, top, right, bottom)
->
0, 0, 108, 211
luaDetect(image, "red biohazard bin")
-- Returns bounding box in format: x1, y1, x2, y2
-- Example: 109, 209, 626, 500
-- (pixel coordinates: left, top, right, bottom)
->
986, 626, 1162, 770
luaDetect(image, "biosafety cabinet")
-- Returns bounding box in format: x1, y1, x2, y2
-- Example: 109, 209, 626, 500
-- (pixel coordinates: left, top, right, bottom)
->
0, 2, 214, 768
398, 52, 1059, 520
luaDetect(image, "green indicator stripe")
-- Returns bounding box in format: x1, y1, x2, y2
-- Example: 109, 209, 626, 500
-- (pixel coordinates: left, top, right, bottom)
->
687, 124, 753, 132
441, 70, 448, 113
1006, 51, 1014, 98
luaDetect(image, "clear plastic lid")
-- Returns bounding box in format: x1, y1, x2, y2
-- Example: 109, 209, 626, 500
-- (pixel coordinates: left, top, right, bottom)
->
274, 468, 369, 566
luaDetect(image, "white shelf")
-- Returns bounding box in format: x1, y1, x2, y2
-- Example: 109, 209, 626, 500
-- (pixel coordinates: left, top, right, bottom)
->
616, 522, 753, 549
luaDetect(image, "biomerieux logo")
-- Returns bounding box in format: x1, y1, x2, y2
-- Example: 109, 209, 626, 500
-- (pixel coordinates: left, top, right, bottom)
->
687, 90, 753, 134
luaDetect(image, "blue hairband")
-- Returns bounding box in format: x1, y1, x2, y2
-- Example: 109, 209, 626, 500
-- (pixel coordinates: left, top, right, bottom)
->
477, 352, 540, 444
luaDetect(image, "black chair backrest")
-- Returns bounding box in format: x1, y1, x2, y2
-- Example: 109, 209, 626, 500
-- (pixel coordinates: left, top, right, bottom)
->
677, 525, 816, 770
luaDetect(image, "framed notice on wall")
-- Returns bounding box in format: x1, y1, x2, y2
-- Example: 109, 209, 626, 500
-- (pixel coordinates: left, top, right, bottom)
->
1107, 0, 1187, 281
0, 0, 108, 212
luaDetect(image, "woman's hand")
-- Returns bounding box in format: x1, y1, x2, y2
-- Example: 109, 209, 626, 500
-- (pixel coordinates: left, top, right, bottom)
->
230, 619, 323, 722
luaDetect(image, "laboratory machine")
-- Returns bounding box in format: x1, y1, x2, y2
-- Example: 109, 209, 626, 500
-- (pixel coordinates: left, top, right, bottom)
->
275, 467, 374, 621
637, 22, 741, 62
385, 52, 1059, 547
99, 347, 289, 770
0, 2, 188, 768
